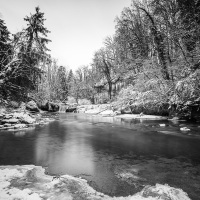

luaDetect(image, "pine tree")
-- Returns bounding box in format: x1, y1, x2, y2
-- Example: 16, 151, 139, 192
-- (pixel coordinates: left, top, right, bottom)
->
16, 6, 51, 91
0, 18, 11, 71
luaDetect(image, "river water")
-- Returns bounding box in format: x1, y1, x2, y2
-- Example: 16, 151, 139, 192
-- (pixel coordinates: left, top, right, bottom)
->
0, 113, 200, 199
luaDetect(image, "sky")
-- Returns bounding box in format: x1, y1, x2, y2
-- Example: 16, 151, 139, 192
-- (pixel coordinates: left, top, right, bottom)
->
1, 0, 131, 70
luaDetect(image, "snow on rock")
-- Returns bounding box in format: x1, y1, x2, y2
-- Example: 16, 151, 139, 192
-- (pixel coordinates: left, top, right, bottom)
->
99, 110, 115, 116
139, 184, 190, 200
13, 112, 36, 124
0, 165, 191, 200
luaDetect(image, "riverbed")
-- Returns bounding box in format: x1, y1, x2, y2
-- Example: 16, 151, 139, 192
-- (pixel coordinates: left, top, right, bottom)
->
0, 113, 200, 199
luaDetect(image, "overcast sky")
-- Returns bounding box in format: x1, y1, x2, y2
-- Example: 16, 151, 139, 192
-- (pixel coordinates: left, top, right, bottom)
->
1, 0, 131, 70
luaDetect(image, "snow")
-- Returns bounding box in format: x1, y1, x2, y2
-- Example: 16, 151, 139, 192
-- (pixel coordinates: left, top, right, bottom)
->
0, 165, 191, 200
115, 114, 167, 120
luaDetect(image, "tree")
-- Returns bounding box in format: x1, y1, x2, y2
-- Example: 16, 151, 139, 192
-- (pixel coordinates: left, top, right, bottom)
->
67, 69, 74, 93
57, 66, 68, 101
93, 48, 114, 99
16, 6, 51, 91
0, 18, 11, 71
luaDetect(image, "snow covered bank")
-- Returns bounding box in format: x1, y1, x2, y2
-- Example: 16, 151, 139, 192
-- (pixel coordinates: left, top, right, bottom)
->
0, 165, 190, 200
115, 114, 167, 120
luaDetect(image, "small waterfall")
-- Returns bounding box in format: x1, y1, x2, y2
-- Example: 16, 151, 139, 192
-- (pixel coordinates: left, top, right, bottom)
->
59, 104, 69, 113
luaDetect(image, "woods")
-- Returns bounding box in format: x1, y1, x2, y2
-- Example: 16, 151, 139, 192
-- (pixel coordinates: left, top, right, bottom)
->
0, 1, 200, 119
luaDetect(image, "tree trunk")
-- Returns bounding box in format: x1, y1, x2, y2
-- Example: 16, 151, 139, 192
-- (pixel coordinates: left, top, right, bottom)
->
108, 82, 112, 99
139, 7, 170, 80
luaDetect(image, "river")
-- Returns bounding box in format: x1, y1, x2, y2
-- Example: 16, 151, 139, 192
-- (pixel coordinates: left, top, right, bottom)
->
0, 113, 200, 199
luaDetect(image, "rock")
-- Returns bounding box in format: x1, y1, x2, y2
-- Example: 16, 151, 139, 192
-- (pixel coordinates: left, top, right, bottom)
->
0, 166, 191, 200
180, 127, 190, 131
140, 184, 190, 200
1, 118, 19, 124
26, 101, 40, 112
4, 123, 12, 127
39, 101, 59, 112
13, 112, 36, 124
38, 100, 49, 111
21, 115, 36, 124
114, 110, 121, 115
0, 125, 4, 128
66, 107, 76, 112
159, 124, 166, 127
0, 113, 5, 118
48, 102, 59, 112
99, 109, 115, 116
14, 124, 27, 129
4, 114, 13, 119
121, 106, 132, 114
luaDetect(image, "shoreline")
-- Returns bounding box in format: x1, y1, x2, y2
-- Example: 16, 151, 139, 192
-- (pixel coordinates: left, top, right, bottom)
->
0, 165, 191, 200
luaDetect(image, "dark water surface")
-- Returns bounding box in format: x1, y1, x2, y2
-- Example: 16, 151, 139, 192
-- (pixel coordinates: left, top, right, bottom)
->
0, 113, 200, 198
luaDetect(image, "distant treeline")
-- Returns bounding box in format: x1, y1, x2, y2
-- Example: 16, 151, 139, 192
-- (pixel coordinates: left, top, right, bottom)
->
0, 1, 200, 118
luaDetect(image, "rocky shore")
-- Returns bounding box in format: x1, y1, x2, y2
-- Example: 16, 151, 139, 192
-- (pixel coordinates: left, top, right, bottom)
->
0, 100, 55, 131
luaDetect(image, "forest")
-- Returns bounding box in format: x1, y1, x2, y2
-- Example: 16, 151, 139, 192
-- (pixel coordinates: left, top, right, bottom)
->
0, 0, 200, 120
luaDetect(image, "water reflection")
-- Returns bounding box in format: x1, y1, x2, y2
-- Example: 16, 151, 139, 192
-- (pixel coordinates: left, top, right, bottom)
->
13, 131, 26, 137
35, 122, 95, 175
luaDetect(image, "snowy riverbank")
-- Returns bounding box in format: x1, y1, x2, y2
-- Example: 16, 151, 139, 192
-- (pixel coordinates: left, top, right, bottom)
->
0, 165, 190, 200
76, 104, 168, 120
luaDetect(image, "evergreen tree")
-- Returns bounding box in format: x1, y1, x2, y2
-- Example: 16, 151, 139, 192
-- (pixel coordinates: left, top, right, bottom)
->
16, 6, 51, 91
0, 18, 11, 71
57, 66, 68, 101
67, 69, 74, 92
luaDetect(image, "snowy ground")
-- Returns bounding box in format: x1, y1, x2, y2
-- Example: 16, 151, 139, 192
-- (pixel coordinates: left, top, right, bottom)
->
0, 165, 190, 200
115, 114, 167, 120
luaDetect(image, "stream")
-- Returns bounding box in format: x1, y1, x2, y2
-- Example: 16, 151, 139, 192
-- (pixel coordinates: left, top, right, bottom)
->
0, 113, 200, 199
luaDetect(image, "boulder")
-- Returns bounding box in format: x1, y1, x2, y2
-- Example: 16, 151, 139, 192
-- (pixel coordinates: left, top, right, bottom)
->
140, 184, 190, 200
26, 101, 40, 112
1, 118, 19, 124
99, 109, 115, 116
121, 106, 132, 114
48, 102, 59, 112
4, 123, 12, 127
4, 114, 13, 119
21, 115, 36, 124
39, 101, 59, 112
39, 100, 49, 111
66, 107, 77, 112
114, 110, 121, 115
13, 112, 36, 124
